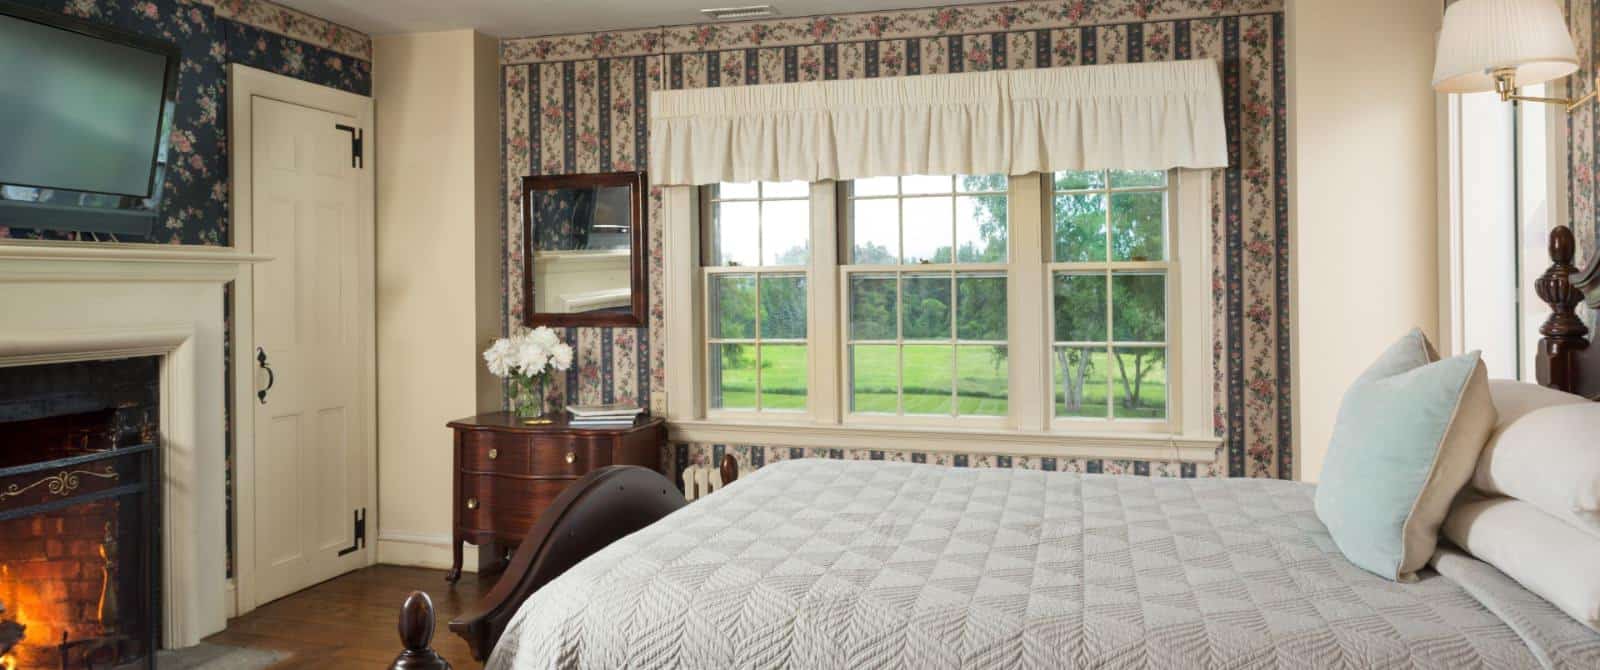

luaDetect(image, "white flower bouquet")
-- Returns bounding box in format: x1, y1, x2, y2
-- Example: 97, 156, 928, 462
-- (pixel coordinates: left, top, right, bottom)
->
483, 326, 575, 417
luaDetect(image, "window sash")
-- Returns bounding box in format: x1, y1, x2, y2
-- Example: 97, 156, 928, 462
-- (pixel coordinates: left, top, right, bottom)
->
1044, 169, 1177, 430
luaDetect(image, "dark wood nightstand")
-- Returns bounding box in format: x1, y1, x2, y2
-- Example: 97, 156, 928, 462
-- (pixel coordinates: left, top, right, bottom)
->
444, 412, 666, 582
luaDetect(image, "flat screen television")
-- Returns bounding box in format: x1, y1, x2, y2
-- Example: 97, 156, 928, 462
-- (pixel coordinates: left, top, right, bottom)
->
0, 1, 180, 238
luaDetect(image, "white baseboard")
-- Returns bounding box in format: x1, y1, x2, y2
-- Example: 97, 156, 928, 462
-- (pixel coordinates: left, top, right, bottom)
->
377, 531, 478, 572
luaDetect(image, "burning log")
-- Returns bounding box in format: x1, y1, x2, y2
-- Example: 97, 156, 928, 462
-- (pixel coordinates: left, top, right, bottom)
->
0, 601, 24, 659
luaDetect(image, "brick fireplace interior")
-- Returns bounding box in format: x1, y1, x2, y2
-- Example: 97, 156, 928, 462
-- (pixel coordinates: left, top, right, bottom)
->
0, 357, 160, 670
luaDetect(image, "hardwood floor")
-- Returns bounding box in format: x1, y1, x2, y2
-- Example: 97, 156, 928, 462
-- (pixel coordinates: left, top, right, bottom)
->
206, 566, 493, 669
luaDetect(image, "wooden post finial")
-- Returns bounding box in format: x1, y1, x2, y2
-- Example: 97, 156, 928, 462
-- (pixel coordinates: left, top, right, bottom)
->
719, 453, 740, 486
1537, 226, 1590, 340
390, 591, 451, 670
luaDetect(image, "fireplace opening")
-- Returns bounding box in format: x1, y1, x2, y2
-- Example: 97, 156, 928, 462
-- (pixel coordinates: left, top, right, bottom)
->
0, 358, 160, 670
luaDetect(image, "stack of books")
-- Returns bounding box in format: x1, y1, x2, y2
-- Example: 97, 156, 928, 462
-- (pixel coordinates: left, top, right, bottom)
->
566, 403, 644, 428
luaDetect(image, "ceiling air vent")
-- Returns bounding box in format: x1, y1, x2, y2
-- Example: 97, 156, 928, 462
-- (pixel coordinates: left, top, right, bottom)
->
701, 5, 778, 20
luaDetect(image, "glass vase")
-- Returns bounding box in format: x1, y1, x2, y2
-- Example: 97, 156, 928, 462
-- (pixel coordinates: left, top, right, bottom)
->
513, 374, 552, 423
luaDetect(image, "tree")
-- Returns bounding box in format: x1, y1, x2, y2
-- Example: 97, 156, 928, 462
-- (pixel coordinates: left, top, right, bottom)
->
1052, 274, 1104, 412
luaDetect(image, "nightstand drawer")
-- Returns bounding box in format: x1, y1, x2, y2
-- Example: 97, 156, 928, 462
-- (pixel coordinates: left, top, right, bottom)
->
527, 438, 611, 475
457, 474, 575, 534
460, 432, 614, 476
460, 432, 535, 474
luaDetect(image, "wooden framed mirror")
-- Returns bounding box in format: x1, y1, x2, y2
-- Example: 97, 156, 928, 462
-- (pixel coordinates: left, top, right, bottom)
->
521, 171, 647, 327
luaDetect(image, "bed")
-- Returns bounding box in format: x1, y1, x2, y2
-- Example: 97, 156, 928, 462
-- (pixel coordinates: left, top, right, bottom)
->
387, 226, 1600, 669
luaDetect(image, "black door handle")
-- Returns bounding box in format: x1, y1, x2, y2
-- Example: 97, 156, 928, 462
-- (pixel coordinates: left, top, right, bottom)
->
257, 347, 275, 404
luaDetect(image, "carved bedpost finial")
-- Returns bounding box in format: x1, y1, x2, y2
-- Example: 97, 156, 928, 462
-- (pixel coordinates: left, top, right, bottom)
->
720, 453, 740, 485
390, 591, 451, 670
1537, 226, 1590, 340
1536, 226, 1592, 395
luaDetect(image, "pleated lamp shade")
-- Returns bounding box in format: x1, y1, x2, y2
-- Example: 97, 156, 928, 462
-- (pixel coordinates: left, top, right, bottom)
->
1432, 0, 1578, 93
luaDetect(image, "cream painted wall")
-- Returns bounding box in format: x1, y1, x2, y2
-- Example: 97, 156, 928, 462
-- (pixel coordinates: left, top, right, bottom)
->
374, 30, 504, 569
1287, 0, 1442, 481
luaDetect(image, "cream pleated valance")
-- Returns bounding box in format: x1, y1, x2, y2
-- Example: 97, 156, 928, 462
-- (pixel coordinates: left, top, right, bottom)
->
648, 59, 1228, 186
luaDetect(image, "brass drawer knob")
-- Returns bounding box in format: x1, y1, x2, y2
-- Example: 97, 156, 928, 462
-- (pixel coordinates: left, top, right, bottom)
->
466, 497, 479, 510
565, 451, 576, 465
488, 448, 498, 460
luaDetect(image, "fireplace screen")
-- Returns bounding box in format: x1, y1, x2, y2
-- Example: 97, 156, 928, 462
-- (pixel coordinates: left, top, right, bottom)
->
0, 411, 159, 670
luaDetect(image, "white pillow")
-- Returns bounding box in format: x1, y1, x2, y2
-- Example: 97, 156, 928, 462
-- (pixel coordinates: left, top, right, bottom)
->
1476, 381, 1600, 536
1444, 495, 1600, 631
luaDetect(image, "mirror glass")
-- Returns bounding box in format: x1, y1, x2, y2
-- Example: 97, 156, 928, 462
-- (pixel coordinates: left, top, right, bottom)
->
529, 184, 635, 316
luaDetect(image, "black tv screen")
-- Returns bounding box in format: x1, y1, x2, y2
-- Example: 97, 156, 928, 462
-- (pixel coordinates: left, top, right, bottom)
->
0, 1, 179, 236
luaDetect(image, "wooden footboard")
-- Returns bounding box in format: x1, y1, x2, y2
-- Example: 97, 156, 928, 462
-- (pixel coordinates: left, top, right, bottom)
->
389, 456, 740, 667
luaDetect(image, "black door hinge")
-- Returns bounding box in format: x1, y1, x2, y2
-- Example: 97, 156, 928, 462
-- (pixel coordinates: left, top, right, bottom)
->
335, 124, 364, 169
337, 507, 366, 556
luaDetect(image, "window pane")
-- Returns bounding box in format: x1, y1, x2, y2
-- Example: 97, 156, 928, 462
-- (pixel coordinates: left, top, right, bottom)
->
709, 343, 756, 410
902, 273, 951, 340
957, 344, 1007, 416
958, 174, 1007, 192
902, 174, 953, 195
1053, 346, 1108, 419
1110, 191, 1165, 262
902, 344, 953, 415
1113, 346, 1167, 420
709, 274, 756, 338
1054, 170, 1105, 191
1109, 170, 1166, 188
902, 196, 954, 264
956, 194, 1007, 263
716, 181, 759, 199
851, 199, 900, 264
1052, 193, 1107, 262
1052, 273, 1107, 342
956, 274, 1006, 341
762, 200, 810, 265
761, 180, 809, 198
853, 175, 898, 197
1111, 273, 1165, 342
850, 344, 898, 413
760, 344, 808, 410
848, 274, 898, 340
759, 275, 807, 339
713, 201, 760, 266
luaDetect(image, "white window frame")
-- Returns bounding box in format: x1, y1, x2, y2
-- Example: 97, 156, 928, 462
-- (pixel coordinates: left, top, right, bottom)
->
700, 182, 812, 417
662, 170, 1218, 462
1045, 172, 1178, 434
838, 175, 1012, 429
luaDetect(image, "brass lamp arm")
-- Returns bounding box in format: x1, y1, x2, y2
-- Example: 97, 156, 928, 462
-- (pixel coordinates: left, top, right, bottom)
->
1494, 68, 1599, 112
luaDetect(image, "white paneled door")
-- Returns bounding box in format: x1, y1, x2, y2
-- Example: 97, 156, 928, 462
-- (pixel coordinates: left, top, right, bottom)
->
250, 95, 372, 604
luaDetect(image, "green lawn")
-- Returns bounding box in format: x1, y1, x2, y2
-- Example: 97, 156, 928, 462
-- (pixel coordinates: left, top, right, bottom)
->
710, 343, 1167, 419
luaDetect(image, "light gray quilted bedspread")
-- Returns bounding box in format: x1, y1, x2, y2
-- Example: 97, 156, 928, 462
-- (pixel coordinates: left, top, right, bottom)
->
488, 459, 1600, 669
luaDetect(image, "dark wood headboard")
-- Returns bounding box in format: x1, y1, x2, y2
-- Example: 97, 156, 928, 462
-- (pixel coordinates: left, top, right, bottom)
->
1535, 225, 1600, 400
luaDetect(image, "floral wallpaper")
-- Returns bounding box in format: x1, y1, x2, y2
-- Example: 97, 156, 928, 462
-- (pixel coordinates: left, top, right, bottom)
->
1568, 0, 1600, 329
0, 0, 371, 245
502, 0, 1292, 481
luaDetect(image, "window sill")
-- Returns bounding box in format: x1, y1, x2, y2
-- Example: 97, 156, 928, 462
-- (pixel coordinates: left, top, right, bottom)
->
667, 419, 1221, 463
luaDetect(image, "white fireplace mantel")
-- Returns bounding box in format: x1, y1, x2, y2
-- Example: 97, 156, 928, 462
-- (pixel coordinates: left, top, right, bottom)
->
0, 240, 267, 649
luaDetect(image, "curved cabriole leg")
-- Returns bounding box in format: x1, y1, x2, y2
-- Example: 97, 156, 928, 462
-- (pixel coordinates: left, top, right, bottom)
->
390, 591, 451, 670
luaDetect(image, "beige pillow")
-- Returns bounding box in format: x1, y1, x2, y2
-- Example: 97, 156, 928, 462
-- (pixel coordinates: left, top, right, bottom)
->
1444, 495, 1600, 630
1476, 381, 1600, 537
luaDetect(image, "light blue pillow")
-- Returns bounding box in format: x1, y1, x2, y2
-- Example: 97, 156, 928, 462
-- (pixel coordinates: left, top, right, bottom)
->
1314, 329, 1496, 582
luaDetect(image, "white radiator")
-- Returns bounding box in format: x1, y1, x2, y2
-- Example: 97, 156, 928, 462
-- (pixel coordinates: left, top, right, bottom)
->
680, 462, 749, 501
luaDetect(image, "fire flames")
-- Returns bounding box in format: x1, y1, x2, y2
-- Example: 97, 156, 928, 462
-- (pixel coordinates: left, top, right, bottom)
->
2, 565, 26, 670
